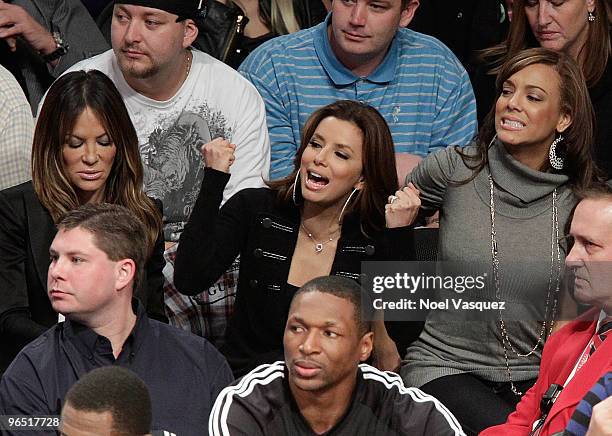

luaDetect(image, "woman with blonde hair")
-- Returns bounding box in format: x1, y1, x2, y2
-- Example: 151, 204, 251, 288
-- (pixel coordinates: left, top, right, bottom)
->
0, 70, 164, 371
201, 0, 327, 68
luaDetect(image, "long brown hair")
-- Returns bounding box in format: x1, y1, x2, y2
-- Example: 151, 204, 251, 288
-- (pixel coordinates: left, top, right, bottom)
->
32, 70, 162, 256
462, 48, 599, 190
482, 0, 611, 87
267, 100, 398, 235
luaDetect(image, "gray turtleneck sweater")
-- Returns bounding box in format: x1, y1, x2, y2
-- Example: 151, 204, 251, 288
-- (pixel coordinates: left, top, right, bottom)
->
401, 141, 576, 386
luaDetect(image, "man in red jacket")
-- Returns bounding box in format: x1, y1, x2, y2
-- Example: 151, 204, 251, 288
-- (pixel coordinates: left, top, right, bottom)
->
482, 185, 612, 436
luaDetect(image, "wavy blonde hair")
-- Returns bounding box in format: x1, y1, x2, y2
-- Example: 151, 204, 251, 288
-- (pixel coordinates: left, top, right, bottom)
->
230, 0, 300, 34
270, 0, 300, 34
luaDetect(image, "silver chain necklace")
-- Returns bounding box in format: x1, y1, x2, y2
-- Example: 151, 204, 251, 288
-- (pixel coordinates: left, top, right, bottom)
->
488, 173, 561, 396
300, 221, 339, 253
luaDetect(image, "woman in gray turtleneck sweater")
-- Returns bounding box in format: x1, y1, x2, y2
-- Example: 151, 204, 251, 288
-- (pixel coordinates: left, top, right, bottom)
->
401, 48, 600, 435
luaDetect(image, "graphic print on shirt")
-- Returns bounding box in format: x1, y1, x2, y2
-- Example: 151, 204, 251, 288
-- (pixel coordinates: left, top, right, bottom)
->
140, 104, 234, 240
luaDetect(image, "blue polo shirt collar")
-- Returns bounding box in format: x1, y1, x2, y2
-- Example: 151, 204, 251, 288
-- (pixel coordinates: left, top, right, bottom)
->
314, 13, 399, 86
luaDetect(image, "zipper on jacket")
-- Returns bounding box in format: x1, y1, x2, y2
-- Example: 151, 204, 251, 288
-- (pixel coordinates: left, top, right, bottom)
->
222, 13, 245, 63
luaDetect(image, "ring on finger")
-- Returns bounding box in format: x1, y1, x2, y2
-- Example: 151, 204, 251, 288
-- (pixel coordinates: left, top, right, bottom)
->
389, 195, 398, 204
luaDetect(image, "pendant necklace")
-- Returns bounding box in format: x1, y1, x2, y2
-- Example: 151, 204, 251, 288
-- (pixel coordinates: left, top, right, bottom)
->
300, 221, 339, 253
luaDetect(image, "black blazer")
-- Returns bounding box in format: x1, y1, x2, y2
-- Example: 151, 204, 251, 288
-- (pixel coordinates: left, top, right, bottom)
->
175, 169, 418, 376
0, 182, 165, 371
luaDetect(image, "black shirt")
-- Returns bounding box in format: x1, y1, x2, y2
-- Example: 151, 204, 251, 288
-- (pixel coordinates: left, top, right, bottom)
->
0, 301, 234, 435
209, 361, 464, 435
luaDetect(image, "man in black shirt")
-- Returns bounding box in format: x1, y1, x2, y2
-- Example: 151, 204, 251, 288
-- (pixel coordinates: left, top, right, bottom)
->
0, 204, 233, 436
210, 276, 464, 435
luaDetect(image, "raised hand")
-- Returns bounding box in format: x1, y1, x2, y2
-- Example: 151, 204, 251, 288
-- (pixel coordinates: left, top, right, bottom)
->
201, 137, 236, 173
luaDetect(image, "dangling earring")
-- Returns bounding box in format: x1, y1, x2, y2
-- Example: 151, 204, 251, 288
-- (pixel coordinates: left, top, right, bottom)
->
588, 10, 596, 22
549, 135, 564, 170
292, 169, 301, 205
338, 188, 359, 224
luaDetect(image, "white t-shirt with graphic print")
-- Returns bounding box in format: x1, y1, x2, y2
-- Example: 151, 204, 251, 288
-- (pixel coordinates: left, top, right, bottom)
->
65, 49, 270, 240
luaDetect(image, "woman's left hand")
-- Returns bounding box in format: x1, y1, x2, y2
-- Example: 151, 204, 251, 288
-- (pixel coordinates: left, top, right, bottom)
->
385, 183, 421, 228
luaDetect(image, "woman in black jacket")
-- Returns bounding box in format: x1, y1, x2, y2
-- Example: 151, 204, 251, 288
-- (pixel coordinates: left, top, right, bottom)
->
175, 100, 420, 376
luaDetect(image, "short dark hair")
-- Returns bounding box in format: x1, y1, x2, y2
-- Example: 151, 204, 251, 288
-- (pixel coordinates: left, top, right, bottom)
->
57, 203, 147, 293
293, 276, 372, 335
63, 366, 152, 435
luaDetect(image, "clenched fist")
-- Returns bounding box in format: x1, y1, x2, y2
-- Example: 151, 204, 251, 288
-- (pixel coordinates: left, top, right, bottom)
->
385, 183, 421, 228
201, 137, 236, 173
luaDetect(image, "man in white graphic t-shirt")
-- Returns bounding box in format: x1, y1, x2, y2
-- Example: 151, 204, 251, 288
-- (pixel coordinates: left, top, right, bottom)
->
64, 0, 270, 343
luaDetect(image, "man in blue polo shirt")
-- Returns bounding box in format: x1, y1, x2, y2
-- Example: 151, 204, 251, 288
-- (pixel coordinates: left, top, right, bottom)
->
240, 0, 478, 180
0, 204, 233, 436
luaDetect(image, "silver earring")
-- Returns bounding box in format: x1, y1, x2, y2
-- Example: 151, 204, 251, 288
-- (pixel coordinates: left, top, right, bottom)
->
549, 135, 564, 170
292, 169, 301, 205
588, 10, 595, 22
338, 188, 359, 224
